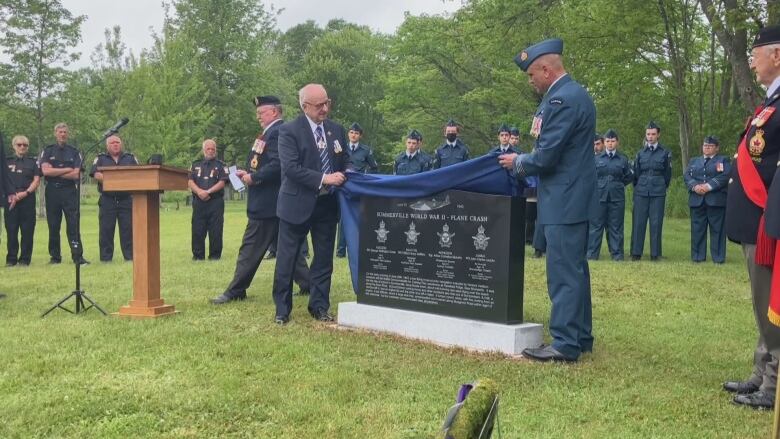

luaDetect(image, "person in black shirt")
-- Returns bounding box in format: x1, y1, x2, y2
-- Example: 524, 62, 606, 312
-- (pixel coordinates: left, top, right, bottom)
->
188, 139, 228, 260
38, 123, 87, 265
5, 135, 41, 266
89, 135, 138, 262
0, 133, 16, 299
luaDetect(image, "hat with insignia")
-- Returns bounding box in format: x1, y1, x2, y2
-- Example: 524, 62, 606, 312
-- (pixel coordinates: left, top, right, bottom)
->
445, 118, 459, 128
498, 123, 511, 134
594, 133, 604, 142
509, 126, 521, 136
753, 24, 780, 48
407, 129, 423, 141
349, 122, 363, 133
604, 129, 618, 139
514, 38, 564, 72
703, 135, 719, 145
646, 120, 661, 132
254, 95, 281, 107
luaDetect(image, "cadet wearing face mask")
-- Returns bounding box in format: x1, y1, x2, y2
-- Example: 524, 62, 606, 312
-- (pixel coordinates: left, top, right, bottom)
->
433, 119, 470, 169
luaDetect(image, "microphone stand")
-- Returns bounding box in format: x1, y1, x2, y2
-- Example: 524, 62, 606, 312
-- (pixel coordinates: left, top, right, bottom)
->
41, 129, 120, 317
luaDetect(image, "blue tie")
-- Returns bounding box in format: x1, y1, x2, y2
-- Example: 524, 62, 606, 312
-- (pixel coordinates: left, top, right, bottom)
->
316, 125, 331, 174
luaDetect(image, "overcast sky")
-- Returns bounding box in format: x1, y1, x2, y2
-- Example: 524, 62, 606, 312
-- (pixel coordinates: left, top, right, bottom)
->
61, 0, 462, 68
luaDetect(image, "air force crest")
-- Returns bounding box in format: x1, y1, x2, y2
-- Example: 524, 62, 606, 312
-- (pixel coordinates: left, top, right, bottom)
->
405, 222, 420, 245
438, 223, 455, 248
375, 221, 389, 243
472, 225, 490, 251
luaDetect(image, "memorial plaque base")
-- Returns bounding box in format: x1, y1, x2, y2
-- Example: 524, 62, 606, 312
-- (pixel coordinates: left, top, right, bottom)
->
337, 302, 542, 356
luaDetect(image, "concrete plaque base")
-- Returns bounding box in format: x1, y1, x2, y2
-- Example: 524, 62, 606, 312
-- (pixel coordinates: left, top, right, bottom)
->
337, 302, 543, 356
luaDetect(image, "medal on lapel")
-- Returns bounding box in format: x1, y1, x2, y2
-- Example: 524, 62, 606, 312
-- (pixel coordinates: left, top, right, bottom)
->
252, 137, 265, 154
752, 107, 776, 127
716, 162, 724, 172
530, 112, 543, 139
750, 129, 766, 161
333, 139, 343, 154
250, 154, 259, 170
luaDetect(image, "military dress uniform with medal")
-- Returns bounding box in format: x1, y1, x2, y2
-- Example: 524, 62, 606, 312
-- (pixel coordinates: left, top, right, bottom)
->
723, 24, 780, 410
189, 152, 229, 260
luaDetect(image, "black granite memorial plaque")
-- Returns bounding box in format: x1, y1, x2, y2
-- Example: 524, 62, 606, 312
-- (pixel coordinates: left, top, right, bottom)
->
357, 189, 525, 324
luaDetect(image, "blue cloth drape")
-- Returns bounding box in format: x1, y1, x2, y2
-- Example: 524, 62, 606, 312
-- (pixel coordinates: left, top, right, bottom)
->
337, 153, 533, 293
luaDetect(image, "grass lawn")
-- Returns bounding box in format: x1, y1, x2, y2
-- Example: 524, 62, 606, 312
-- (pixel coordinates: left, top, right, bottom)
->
0, 200, 772, 438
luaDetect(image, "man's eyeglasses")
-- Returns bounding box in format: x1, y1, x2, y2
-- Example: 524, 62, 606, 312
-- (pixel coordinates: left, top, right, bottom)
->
15, 143, 29, 147
305, 99, 331, 110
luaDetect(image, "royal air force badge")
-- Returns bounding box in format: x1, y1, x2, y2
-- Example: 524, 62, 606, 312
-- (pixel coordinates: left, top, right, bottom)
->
472, 225, 490, 251
405, 222, 420, 245
438, 223, 455, 248
375, 221, 389, 243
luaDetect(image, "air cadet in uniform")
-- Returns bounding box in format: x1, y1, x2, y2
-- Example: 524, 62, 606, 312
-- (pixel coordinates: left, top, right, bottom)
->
39, 123, 87, 265
433, 119, 470, 169
683, 135, 730, 263
394, 130, 432, 175
724, 25, 780, 410
587, 129, 633, 261
509, 126, 521, 149
630, 121, 672, 261
5, 135, 40, 266
500, 38, 597, 362
188, 139, 228, 260
594, 134, 605, 155
336, 122, 378, 257
89, 135, 137, 262
487, 124, 516, 155
210, 96, 310, 304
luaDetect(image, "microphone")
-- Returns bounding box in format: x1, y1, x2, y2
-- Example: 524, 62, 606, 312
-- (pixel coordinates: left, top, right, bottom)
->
102, 117, 130, 138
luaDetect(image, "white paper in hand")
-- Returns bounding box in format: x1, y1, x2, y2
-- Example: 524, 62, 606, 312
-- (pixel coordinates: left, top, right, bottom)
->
228, 165, 246, 192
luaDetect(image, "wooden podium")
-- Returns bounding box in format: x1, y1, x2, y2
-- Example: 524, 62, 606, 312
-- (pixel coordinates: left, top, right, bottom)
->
99, 165, 190, 318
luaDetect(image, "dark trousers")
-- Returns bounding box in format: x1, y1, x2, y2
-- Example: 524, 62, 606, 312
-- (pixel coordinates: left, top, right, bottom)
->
272, 196, 338, 318
525, 200, 537, 244
269, 235, 309, 257
98, 194, 133, 261
336, 220, 346, 255
224, 217, 310, 298
533, 222, 546, 252
192, 197, 224, 260
631, 194, 665, 258
587, 199, 625, 260
45, 184, 82, 262
5, 195, 36, 264
544, 222, 593, 359
690, 204, 726, 263
742, 244, 779, 393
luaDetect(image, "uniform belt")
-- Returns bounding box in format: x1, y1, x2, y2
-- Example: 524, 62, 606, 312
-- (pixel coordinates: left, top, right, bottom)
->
50, 182, 75, 188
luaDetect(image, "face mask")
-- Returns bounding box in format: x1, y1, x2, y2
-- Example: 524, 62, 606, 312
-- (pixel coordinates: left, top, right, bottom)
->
446, 133, 457, 143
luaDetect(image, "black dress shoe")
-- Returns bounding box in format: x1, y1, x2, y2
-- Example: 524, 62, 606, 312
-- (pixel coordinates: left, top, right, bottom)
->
49, 258, 62, 264
723, 380, 760, 394
522, 345, 577, 363
0, 293, 6, 299
75, 258, 90, 265
733, 390, 775, 409
308, 307, 334, 322
275, 315, 289, 325
336, 252, 346, 258
533, 250, 544, 258
631, 255, 641, 261
650, 256, 659, 261
210, 293, 247, 305
5, 262, 16, 267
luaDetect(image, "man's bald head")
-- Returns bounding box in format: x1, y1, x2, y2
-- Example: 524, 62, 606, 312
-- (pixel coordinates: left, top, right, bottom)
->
299, 83, 331, 123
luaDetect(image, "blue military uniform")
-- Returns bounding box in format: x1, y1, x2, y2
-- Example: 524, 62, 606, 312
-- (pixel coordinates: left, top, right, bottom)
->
90, 152, 138, 261
189, 157, 229, 260
394, 151, 432, 175
512, 39, 596, 361
587, 143, 633, 260
38, 143, 84, 264
630, 127, 672, 260
684, 144, 730, 263
5, 153, 41, 265
434, 120, 470, 169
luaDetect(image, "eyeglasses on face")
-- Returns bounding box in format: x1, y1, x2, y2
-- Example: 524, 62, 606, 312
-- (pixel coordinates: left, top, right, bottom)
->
305, 99, 331, 110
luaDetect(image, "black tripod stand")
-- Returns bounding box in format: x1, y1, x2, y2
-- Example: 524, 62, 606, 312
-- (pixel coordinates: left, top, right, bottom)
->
41, 119, 128, 317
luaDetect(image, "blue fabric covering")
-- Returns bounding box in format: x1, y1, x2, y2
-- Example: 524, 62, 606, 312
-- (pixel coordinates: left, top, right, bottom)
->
337, 153, 534, 293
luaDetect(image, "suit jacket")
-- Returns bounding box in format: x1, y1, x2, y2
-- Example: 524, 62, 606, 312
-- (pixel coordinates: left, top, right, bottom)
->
246, 119, 283, 220
684, 154, 730, 208
633, 144, 672, 197
277, 114, 349, 224
513, 74, 597, 225
595, 150, 633, 203
0, 149, 13, 208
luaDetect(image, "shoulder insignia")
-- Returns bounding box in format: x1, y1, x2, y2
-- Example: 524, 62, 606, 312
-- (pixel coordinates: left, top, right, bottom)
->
92, 157, 99, 165
549, 98, 563, 105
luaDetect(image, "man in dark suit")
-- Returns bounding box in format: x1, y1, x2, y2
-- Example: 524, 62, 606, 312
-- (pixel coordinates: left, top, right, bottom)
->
210, 96, 310, 305
499, 38, 597, 363
1, 133, 16, 299
684, 135, 730, 263
271, 84, 350, 324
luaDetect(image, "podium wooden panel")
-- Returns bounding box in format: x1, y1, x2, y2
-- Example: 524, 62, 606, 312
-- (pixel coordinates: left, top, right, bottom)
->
98, 165, 190, 318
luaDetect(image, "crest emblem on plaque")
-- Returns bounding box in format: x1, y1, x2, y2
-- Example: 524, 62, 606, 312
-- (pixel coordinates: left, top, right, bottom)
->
405, 222, 420, 245
438, 223, 455, 248
375, 221, 389, 243
472, 225, 490, 251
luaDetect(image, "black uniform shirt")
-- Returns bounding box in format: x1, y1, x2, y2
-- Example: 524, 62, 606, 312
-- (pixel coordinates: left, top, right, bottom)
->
6, 155, 41, 192
190, 158, 228, 197
38, 143, 83, 186
89, 152, 139, 195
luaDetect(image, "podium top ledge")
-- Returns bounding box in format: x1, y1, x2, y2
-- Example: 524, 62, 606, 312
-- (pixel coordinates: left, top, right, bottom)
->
97, 164, 190, 175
